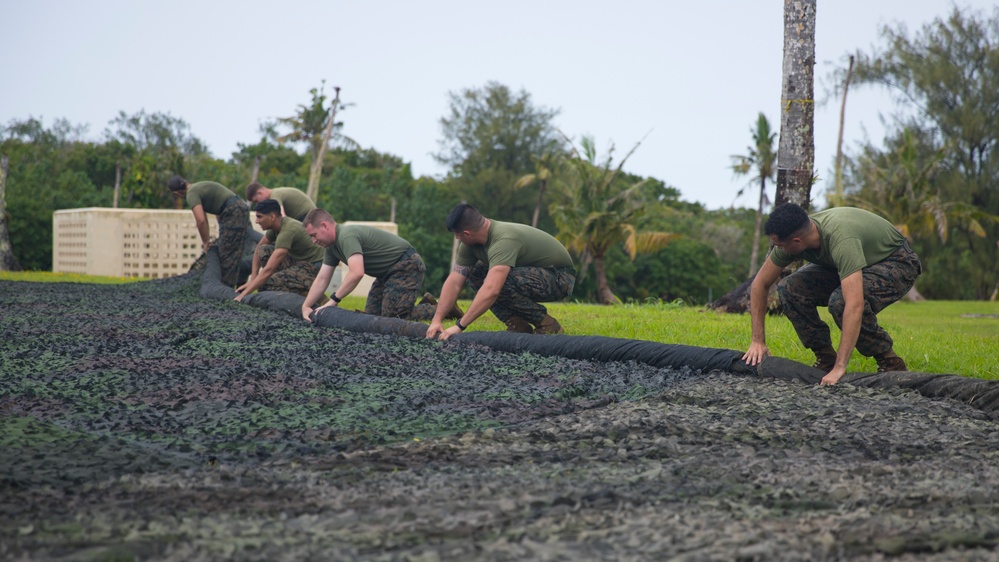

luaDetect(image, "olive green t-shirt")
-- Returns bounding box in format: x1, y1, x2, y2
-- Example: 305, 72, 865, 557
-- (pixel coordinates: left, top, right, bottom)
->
456, 220, 574, 270
185, 181, 236, 215
265, 218, 325, 263
322, 224, 412, 278
269, 188, 316, 220
770, 207, 905, 279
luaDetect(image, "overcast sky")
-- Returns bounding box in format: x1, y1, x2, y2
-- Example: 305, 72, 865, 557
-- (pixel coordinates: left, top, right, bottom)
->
2, 1, 989, 211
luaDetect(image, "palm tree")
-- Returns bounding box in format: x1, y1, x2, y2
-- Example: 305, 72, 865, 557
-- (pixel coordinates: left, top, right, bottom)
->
845, 129, 997, 300
514, 148, 562, 228
731, 113, 777, 277
276, 82, 357, 202
549, 134, 678, 305
847, 129, 991, 244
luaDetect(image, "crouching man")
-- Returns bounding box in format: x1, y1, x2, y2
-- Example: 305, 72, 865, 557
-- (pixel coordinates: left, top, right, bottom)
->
742, 203, 922, 385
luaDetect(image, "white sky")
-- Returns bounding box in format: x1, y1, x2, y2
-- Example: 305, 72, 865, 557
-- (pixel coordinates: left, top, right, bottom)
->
1, 1, 989, 210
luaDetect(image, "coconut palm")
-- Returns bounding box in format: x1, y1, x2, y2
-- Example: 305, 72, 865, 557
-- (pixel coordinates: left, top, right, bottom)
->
847, 129, 990, 244
276, 82, 358, 202
514, 148, 562, 228
731, 113, 777, 277
549, 134, 678, 305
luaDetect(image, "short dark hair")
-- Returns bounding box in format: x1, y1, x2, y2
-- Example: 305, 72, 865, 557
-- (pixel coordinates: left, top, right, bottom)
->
302, 208, 334, 228
253, 198, 281, 216
167, 175, 187, 192
764, 203, 811, 241
446, 203, 485, 233
245, 181, 266, 200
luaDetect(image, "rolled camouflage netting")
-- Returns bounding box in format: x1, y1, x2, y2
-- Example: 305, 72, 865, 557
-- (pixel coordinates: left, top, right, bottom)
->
199, 248, 999, 415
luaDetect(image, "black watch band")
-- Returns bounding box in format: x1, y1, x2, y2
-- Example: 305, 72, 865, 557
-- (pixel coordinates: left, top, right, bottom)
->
455, 320, 466, 331
331, 294, 342, 303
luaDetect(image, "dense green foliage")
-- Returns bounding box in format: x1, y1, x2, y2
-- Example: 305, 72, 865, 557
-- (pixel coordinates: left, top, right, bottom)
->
835, 5, 999, 299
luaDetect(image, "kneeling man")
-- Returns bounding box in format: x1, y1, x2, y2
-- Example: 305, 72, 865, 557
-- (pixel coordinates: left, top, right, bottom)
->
235, 199, 325, 302
300, 209, 456, 323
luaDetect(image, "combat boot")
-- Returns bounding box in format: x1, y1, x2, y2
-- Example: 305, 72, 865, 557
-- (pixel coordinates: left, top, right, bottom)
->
533, 315, 564, 335
504, 316, 533, 333
811, 347, 837, 373
421, 293, 463, 319
875, 353, 908, 372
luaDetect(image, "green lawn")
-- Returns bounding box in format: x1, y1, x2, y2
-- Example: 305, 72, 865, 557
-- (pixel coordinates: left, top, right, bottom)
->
3, 271, 996, 379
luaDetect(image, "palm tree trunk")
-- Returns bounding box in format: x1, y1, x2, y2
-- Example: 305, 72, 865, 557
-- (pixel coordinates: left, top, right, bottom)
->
775, 0, 816, 209
112, 161, 121, 208
832, 55, 854, 206
306, 86, 342, 203
749, 177, 766, 276
0, 154, 23, 271
593, 254, 619, 305
531, 179, 546, 228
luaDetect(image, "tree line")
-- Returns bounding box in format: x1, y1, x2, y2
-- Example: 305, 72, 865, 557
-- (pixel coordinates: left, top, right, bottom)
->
1, 5, 996, 302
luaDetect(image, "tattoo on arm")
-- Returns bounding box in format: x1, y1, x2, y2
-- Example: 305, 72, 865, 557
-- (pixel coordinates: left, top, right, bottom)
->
453, 264, 470, 277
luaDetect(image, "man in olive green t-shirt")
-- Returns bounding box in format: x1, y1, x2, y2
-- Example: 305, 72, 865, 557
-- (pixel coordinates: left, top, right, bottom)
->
742, 203, 922, 386
299, 208, 455, 323
167, 175, 251, 287
245, 182, 316, 221
427, 203, 576, 341
235, 199, 325, 302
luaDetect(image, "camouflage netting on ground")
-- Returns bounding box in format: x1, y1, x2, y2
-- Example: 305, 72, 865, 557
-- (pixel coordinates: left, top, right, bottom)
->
2, 261, 999, 561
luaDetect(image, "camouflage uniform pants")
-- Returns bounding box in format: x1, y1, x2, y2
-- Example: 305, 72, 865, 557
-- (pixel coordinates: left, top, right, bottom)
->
217, 197, 250, 287
365, 249, 436, 321
257, 245, 320, 297
777, 244, 922, 357
467, 262, 576, 325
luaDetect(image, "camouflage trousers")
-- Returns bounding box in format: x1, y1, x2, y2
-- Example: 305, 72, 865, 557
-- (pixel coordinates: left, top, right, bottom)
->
257, 245, 321, 297
366, 249, 436, 321
777, 244, 922, 357
467, 262, 576, 325
217, 197, 250, 287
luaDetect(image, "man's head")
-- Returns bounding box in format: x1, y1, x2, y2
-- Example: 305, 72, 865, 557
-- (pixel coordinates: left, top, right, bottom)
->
246, 182, 271, 203
764, 203, 812, 255
302, 208, 337, 247
446, 203, 488, 245
167, 175, 188, 197
253, 199, 282, 231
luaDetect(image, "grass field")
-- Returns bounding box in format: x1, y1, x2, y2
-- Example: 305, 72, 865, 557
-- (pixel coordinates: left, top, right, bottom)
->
3, 270, 996, 379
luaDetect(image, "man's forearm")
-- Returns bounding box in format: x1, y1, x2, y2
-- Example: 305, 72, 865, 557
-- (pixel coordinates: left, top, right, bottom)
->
748, 283, 769, 344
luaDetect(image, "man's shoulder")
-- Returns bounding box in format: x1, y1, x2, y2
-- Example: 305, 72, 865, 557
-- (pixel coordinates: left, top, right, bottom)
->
190, 180, 227, 192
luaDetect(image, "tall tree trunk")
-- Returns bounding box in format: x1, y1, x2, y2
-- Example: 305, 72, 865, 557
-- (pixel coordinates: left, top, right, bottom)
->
307, 86, 342, 203
112, 161, 122, 208
775, 0, 816, 210
832, 55, 855, 207
531, 179, 546, 228
710, 0, 815, 312
593, 253, 619, 305
749, 176, 766, 276
0, 154, 23, 271
251, 156, 261, 183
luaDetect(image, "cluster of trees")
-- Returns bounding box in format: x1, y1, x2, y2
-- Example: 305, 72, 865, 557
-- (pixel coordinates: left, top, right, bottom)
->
1, 5, 995, 302
830, 5, 999, 300
0, 81, 760, 305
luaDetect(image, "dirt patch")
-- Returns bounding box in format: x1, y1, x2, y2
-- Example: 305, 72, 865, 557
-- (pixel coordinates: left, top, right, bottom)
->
1, 275, 998, 561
